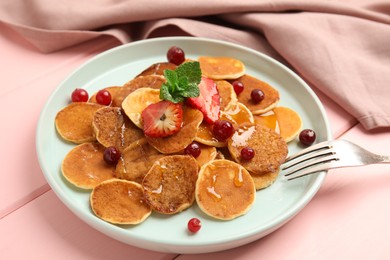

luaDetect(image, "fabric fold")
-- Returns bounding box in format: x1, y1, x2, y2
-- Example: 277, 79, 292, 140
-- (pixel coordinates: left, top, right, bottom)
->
1, 0, 389, 130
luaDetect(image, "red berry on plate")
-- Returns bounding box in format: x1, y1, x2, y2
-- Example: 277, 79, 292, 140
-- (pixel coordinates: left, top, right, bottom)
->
187, 77, 220, 124
299, 129, 316, 146
212, 120, 234, 142
103, 146, 121, 165
232, 80, 244, 95
142, 100, 183, 138
188, 218, 201, 233
241, 147, 255, 160
185, 142, 201, 158
251, 89, 265, 103
71, 88, 89, 102
167, 46, 185, 65
96, 89, 112, 106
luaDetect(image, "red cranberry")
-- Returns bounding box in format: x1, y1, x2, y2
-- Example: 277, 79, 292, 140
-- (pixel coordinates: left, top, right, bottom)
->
71, 88, 89, 102
299, 129, 316, 146
103, 146, 121, 165
212, 120, 234, 142
232, 81, 244, 95
251, 89, 265, 103
185, 142, 201, 158
241, 147, 255, 160
188, 218, 201, 233
167, 46, 185, 65
96, 89, 112, 106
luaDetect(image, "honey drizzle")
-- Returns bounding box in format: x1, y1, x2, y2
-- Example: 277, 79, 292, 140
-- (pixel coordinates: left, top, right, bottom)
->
207, 174, 222, 201
234, 168, 243, 187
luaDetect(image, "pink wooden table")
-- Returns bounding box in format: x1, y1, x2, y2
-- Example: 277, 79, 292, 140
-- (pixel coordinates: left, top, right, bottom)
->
1, 22, 390, 259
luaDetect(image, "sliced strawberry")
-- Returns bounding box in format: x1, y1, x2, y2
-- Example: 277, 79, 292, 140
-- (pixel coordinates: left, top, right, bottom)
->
187, 77, 220, 124
141, 100, 183, 138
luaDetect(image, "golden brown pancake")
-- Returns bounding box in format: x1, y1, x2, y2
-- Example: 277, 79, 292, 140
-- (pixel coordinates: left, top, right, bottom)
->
146, 106, 203, 154
236, 74, 279, 114
89, 86, 122, 106
220, 102, 254, 127
92, 106, 144, 152
55, 102, 103, 144
253, 107, 302, 143
253, 110, 279, 132
142, 155, 199, 214
61, 142, 115, 189
121, 87, 161, 128
228, 125, 288, 175
274, 106, 302, 143
136, 62, 177, 77
251, 168, 280, 190
113, 75, 165, 107
90, 179, 152, 225
198, 56, 245, 80
192, 144, 217, 167
195, 102, 253, 148
115, 138, 165, 183
195, 159, 255, 220
195, 122, 227, 148
215, 80, 238, 111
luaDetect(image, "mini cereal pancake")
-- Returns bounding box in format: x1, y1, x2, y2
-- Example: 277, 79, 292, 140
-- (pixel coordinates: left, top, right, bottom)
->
146, 106, 203, 154
90, 179, 152, 225
113, 75, 165, 107
220, 102, 254, 127
215, 80, 238, 111
236, 74, 279, 115
121, 87, 161, 128
89, 86, 122, 106
115, 138, 165, 183
193, 144, 217, 167
195, 122, 227, 148
250, 168, 280, 190
92, 107, 144, 152
136, 62, 177, 77
198, 56, 245, 80
195, 103, 253, 148
142, 155, 199, 214
61, 142, 115, 189
55, 102, 103, 144
195, 159, 255, 220
253, 107, 302, 143
253, 110, 279, 133
274, 106, 302, 143
227, 125, 288, 175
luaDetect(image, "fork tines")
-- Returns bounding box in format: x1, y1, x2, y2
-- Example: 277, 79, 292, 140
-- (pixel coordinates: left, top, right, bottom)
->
282, 141, 338, 180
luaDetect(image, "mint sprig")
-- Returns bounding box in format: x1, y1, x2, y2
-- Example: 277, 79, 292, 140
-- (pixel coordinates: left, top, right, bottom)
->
160, 61, 201, 103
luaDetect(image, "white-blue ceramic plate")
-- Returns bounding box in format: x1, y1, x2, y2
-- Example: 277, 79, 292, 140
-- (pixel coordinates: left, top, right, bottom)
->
36, 37, 331, 254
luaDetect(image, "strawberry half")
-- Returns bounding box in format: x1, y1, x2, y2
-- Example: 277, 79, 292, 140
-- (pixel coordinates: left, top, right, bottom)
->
187, 77, 220, 124
141, 100, 183, 138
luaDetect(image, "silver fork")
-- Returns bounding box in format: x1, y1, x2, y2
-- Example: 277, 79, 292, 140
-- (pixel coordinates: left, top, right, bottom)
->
282, 140, 390, 180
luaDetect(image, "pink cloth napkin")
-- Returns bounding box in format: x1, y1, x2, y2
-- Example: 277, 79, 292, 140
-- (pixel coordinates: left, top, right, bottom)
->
1, 0, 389, 130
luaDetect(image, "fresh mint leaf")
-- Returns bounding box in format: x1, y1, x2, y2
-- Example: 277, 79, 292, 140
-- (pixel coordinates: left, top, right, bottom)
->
160, 61, 201, 103
176, 62, 202, 85
180, 83, 200, 98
